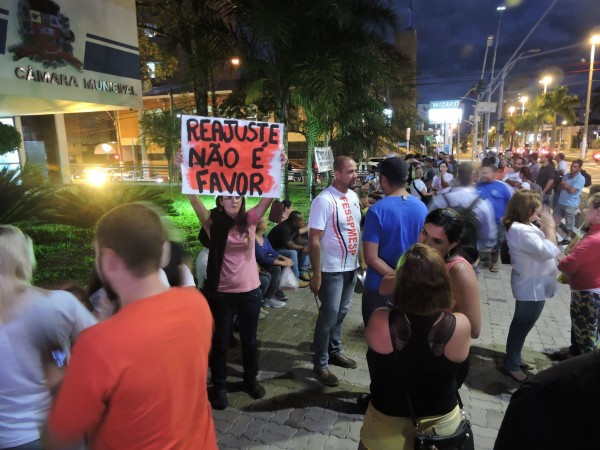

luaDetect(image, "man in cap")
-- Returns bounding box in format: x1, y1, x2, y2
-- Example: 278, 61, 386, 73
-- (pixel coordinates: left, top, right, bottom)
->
361, 157, 428, 326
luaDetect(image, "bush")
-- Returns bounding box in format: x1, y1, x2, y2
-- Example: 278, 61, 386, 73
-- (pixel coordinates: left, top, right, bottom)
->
43, 184, 176, 228
0, 166, 53, 224
0, 123, 22, 156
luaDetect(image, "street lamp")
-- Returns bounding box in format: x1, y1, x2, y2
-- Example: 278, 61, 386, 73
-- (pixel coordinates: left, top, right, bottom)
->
521, 95, 529, 115
539, 75, 552, 94
581, 34, 600, 159
472, 36, 495, 163
483, 4, 507, 150
521, 96, 528, 115
508, 106, 516, 116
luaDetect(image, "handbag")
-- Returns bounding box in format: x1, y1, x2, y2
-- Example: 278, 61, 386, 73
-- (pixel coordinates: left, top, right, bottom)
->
389, 316, 474, 450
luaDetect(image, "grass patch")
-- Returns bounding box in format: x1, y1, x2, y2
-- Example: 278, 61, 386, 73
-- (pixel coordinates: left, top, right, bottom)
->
22, 184, 319, 288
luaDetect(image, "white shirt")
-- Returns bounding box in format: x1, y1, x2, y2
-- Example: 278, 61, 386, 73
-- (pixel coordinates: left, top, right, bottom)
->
309, 185, 361, 272
0, 289, 96, 447
507, 222, 560, 301
432, 173, 453, 194
521, 181, 531, 190
557, 160, 568, 176
410, 178, 427, 198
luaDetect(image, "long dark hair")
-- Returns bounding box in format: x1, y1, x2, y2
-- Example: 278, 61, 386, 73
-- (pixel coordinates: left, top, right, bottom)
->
216, 196, 250, 235
425, 208, 463, 247
425, 208, 475, 263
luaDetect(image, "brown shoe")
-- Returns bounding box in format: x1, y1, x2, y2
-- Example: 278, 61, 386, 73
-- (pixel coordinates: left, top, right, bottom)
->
329, 353, 358, 369
298, 280, 310, 288
313, 366, 339, 387
300, 273, 311, 282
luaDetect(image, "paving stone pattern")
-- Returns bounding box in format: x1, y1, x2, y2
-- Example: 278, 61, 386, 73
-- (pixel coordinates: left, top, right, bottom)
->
212, 263, 572, 449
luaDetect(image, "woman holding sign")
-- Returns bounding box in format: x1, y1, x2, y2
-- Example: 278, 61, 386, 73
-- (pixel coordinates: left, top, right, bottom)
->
178, 149, 286, 410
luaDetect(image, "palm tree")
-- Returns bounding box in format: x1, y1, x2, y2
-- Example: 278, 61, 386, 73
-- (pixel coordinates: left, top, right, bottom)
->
538, 86, 579, 148
511, 112, 539, 149
236, 0, 401, 199
136, 0, 238, 115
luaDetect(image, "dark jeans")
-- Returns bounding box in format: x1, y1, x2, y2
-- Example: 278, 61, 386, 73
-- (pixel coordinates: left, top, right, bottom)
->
259, 272, 270, 297
361, 287, 392, 326
208, 287, 262, 389
3, 440, 43, 450
263, 265, 282, 298
504, 300, 545, 371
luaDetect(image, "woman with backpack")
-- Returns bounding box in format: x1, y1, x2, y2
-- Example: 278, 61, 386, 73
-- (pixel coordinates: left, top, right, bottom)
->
409, 165, 433, 205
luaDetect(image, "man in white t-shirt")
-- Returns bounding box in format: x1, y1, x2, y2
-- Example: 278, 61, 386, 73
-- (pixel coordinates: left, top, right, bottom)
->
503, 155, 525, 191
308, 156, 362, 387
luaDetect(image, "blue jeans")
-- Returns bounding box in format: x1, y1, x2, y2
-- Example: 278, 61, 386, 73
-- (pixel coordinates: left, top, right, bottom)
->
361, 288, 392, 326
504, 300, 545, 371
277, 248, 309, 278
2, 441, 43, 450
313, 270, 357, 368
208, 287, 262, 389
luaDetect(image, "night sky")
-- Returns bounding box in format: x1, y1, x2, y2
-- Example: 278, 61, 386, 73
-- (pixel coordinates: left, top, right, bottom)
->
394, 0, 600, 109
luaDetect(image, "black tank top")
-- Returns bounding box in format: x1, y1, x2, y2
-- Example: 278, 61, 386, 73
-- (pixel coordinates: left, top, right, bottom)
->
367, 310, 461, 418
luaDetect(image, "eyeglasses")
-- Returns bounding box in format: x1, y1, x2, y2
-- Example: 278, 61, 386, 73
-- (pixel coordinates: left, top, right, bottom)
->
222, 196, 242, 202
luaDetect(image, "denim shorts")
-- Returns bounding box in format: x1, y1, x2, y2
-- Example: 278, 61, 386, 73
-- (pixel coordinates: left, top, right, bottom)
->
554, 204, 578, 230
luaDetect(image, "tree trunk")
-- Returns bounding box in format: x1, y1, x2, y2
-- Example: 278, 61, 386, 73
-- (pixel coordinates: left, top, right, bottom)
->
278, 89, 290, 201
551, 114, 557, 150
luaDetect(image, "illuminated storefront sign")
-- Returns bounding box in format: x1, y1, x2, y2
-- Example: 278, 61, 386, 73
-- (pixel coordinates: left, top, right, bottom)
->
428, 99, 463, 124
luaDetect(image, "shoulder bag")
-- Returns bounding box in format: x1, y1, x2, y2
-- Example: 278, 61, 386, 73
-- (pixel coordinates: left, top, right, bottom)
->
388, 313, 474, 450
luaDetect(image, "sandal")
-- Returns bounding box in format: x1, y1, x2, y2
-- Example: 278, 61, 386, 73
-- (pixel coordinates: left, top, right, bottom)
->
489, 266, 499, 273
519, 361, 535, 370
508, 370, 528, 382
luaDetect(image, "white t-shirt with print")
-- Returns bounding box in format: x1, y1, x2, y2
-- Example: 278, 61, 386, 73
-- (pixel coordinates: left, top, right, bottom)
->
308, 185, 361, 272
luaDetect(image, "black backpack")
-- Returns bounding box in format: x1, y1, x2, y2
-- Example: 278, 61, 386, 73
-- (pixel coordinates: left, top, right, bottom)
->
581, 169, 592, 188
443, 194, 481, 264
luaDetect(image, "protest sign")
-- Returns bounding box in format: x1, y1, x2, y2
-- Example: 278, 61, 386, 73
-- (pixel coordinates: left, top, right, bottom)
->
314, 146, 334, 173
180, 115, 283, 197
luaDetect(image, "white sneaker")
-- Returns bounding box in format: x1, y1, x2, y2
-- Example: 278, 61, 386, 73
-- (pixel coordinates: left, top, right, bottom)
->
263, 297, 285, 308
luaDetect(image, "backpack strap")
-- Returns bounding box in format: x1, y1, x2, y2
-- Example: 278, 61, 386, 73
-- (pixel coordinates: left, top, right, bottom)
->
411, 180, 425, 200
465, 196, 480, 213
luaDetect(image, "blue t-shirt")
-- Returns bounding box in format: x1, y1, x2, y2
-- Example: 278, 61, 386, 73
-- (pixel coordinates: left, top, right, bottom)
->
476, 181, 512, 223
363, 195, 427, 291
255, 235, 279, 267
558, 172, 585, 207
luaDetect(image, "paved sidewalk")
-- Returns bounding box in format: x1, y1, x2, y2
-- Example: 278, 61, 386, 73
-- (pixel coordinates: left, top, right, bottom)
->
212, 263, 572, 449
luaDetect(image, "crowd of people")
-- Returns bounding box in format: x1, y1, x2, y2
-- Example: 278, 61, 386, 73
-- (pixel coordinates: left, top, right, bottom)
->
1, 147, 598, 449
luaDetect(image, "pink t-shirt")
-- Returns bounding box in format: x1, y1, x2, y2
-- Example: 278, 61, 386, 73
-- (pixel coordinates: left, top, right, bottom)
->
218, 208, 261, 293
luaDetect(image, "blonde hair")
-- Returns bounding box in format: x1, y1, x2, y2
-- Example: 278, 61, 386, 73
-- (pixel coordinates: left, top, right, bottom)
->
0, 225, 36, 320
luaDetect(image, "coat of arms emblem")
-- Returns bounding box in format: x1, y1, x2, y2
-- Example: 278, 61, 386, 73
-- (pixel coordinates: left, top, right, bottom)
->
10, 0, 84, 71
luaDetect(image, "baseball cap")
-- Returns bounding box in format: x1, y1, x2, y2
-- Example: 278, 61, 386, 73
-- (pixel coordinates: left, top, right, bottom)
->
379, 157, 408, 183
